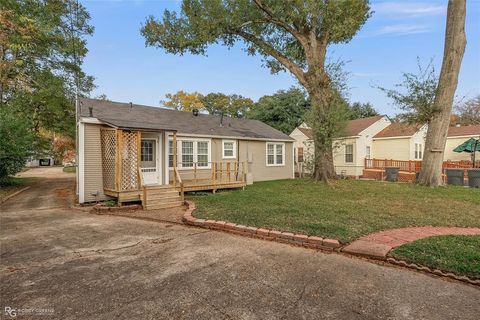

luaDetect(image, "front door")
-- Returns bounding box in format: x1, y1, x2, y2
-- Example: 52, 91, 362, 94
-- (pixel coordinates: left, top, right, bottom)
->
141, 138, 159, 185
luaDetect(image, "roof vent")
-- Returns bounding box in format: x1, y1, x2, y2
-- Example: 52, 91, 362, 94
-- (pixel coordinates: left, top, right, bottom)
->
192, 108, 199, 116
456, 123, 461, 127
129, 102, 133, 108
89, 107, 93, 117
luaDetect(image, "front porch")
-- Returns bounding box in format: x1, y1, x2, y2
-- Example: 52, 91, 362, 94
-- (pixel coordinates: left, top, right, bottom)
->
100, 128, 247, 209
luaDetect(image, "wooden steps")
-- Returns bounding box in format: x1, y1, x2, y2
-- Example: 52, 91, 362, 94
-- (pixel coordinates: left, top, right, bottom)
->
143, 186, 183, 210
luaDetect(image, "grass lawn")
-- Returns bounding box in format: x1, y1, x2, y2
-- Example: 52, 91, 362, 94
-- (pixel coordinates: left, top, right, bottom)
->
0, 177, 37, 202
391, 235, 480, 278
63, 166, 76, 173
189, 179, 480, 243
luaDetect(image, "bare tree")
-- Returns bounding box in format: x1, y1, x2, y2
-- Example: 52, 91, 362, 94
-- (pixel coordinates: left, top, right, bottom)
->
417, 0, 466, 186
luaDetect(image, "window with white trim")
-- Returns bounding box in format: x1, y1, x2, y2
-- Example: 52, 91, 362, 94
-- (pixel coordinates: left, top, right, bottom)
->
197, 141, 209, 167
169, 138, 211, 169
168, 140, 174, 167
366, 146, 371, 159
415, 143, 423, 160
222, 140, 236, 159
266, 142, 284, 166
345, 144, 353, 163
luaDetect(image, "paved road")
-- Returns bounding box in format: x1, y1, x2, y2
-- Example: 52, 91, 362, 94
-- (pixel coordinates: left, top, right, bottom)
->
1, 168, 479, 319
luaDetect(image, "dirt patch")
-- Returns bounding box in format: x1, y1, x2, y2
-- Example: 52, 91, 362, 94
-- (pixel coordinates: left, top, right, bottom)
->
54, 188, 71, 198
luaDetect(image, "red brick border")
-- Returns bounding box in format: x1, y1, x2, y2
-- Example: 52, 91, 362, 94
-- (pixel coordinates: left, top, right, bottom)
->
182, 201, 341, 251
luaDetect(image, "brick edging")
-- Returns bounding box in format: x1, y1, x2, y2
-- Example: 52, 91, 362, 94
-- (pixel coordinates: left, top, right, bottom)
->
386, 257, 480, 286
182, 201, 341, 251
0, 186, 31, 204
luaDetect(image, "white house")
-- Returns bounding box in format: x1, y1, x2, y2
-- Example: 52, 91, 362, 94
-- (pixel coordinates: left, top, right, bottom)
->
290, 115, 391, 177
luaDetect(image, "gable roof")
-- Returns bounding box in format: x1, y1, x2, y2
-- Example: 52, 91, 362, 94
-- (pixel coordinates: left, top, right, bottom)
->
344, 115, 385, 136
447, 125, 480, 137
297, 127, 313, 139
294, 115, 385, 139
79, 98, 293, 141
373, 123, 423, 139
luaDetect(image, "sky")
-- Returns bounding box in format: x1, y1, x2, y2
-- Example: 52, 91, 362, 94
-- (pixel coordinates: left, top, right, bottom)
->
81, 0, 480, 116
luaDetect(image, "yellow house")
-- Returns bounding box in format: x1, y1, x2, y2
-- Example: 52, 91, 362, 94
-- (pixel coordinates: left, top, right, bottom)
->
372, 123, 428, 161
290, 116, 391, 177
372, 123, 479, 162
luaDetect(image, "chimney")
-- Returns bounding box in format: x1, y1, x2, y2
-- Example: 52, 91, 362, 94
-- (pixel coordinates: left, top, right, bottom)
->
89, 107, 93, 117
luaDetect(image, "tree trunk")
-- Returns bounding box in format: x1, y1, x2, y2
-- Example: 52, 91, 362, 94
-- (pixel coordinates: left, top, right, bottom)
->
309, 88, 337, 182
417, 0, 466, 186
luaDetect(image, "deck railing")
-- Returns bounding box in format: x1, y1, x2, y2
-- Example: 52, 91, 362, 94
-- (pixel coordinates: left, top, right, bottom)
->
365, 158, 480, 173
173, 161, 247, 185
173, 166, 184, 203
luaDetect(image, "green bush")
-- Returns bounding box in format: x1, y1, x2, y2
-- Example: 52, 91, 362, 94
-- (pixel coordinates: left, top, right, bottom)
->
0, 108, 33, 185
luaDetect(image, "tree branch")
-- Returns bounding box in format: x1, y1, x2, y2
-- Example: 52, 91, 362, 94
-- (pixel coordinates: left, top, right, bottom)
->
232, 29, 307, 86
252, 0, 308, 47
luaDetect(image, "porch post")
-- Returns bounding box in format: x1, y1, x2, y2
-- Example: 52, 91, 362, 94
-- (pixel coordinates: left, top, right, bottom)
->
173, 132, 177, 186
164, 132, 169, 185
136, 131, 142, 188
115, 129, 123, 192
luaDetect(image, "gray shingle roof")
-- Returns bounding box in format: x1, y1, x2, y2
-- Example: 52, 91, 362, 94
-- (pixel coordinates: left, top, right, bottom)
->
79, 97, 293, 141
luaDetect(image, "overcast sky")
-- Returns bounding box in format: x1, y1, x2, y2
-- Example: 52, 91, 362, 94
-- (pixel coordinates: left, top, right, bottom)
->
81, 0, 480, 116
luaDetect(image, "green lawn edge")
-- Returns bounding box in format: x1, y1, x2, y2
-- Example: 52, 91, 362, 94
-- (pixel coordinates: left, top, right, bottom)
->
390, 235, 480, 279
188, 179, 480, 243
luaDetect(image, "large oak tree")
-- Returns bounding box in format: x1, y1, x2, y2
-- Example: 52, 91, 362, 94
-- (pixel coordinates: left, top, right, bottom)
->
141, 0, 370, 181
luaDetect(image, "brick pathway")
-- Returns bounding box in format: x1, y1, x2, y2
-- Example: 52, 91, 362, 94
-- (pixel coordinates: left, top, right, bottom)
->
342, 227, 480, 260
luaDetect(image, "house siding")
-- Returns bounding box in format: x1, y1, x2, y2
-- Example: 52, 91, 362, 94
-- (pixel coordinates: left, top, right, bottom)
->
372, 138, 411, 160
445, 137, 477, 161
168, 136, 294, 182
83, 123, 110, 202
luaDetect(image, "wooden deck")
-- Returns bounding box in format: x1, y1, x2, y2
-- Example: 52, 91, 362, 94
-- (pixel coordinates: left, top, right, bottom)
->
105, 178, 246, 207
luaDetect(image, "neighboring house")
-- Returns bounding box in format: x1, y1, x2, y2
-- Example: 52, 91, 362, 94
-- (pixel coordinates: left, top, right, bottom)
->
445, 124, 480, 161
77, 98, 294, 208
372, 123, 479, 162
290, 115, 391, 177
372, 123, 428, 161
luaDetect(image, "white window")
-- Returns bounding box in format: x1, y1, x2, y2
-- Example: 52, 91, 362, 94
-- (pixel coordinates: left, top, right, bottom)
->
415, 143, 423, 160
266, 142, 285, 166
197, 141, 209, 167
222, 140, 236, 159
169, 138, 211, 169
345, 144, 354, 163
366, 146, 371, 159
168, 140, 174, 167
181, 141, 194, 167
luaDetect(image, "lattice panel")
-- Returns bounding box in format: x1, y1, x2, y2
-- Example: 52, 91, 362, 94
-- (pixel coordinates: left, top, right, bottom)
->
121, 131, 140, 191
100, 129, 117, 190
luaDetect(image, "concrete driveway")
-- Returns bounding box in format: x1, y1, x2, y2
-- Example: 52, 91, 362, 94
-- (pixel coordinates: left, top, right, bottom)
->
1, 168, 479, 319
